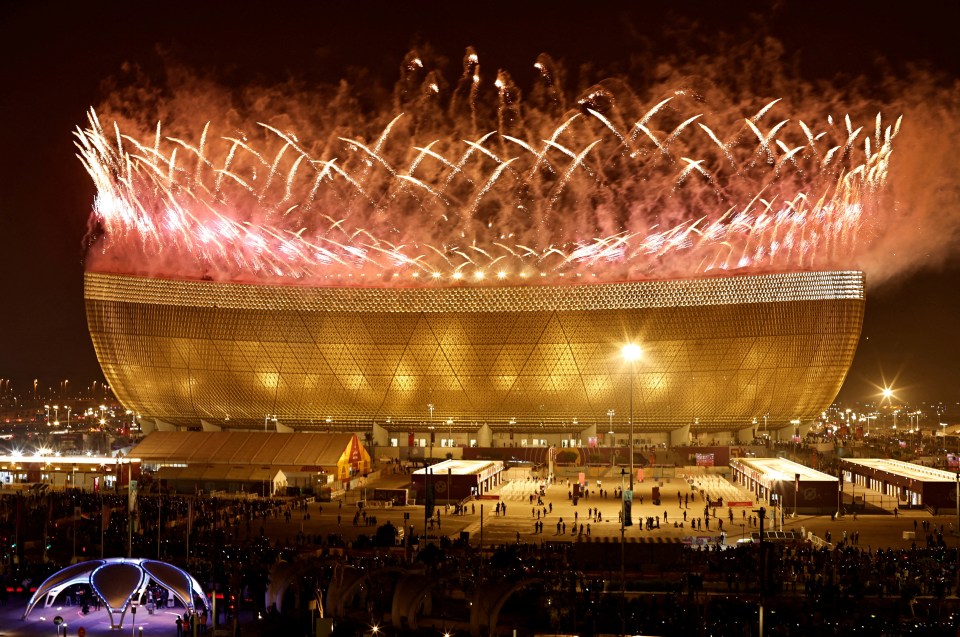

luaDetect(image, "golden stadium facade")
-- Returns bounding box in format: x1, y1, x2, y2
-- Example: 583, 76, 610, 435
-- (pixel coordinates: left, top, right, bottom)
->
84, 270, 864, 434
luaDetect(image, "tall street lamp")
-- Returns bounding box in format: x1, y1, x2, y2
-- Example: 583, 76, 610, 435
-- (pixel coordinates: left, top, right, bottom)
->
955, 472, 960, 596
619, 467, 627, 637
428, 404, 435, 460
621, 343, 642, 490
607, 409, 615, 467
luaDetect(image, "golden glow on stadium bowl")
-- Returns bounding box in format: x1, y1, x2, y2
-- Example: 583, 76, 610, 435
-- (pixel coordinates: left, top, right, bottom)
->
85, 270, 864, 433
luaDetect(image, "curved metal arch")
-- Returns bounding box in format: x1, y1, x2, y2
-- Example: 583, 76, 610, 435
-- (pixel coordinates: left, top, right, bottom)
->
22, 558, 209, 629
92, 561, 147, 628
265, 561, 297, 613
142, 560, 209, 614
23, 560, 106, 619
470, 577, 543, 637
332, 566, 408, 617
390, 573, 435, 631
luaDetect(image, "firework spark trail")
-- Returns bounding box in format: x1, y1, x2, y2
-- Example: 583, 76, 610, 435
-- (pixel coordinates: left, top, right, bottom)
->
77, 55, 899, 287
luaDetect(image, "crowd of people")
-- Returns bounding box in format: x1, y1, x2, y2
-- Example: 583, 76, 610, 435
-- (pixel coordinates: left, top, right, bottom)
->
3, 459, 960, 635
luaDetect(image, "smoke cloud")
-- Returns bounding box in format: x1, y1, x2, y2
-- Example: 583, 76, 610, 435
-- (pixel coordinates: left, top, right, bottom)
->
79, 38, 960, 291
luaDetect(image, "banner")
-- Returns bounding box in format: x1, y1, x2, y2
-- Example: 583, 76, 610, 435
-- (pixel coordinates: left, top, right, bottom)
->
128, 480, 138, 513
102, 503, 111, 533
795, 473, 801, 493
424, 469, 435, 518
695, 453, 715, 467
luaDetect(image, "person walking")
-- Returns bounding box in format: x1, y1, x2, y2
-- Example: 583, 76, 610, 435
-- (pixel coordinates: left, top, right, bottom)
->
176, 616, 184, 637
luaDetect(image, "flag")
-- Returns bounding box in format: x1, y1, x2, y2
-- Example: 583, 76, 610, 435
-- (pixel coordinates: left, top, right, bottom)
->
623, 489, 633, 526
425, 469, 435, 518
128, 480, 138, 514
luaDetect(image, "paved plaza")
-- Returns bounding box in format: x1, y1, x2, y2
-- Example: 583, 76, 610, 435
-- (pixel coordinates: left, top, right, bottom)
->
282, 465, 947, 551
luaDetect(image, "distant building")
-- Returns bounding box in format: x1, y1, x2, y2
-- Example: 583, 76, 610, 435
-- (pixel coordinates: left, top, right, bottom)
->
411, 459, 505, 502
130, 431, 370, 495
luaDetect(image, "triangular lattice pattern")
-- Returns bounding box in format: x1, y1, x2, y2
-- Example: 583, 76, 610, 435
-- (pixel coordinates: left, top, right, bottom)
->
85, 271, 864, 433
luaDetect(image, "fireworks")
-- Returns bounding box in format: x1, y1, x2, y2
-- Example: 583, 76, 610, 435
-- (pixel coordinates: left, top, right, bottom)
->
76, 50, 898, 287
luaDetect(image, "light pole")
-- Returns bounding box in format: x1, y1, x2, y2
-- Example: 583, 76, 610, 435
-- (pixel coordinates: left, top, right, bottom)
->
607, 409, 615, 468
621, 344, 641, 490
619, 467, 626, 637
837, 467, 843, 518
427, 404, 434, 460
72, 464, 78, 562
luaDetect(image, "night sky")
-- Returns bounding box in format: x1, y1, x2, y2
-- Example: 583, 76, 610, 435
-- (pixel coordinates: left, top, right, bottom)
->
1, 0, 957, 406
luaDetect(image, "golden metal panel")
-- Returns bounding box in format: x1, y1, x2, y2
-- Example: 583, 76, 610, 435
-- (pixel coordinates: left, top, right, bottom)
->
85, 271, 864, 433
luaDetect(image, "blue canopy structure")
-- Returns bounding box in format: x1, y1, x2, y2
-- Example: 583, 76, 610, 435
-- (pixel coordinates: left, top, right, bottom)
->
23, 558, 209, 628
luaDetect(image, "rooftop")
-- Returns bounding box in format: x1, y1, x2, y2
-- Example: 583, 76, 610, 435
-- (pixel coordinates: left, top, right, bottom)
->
732, 457, 838, 482
842, 458, 957, 482
413, 459, 503, 476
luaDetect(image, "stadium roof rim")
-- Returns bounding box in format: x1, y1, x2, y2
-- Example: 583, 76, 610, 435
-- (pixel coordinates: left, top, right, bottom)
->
85, 270, 864, 313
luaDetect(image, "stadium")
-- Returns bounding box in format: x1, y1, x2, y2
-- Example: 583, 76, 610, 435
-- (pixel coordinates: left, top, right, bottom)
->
84, 269, 864, 444
74, 56, 893, 450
